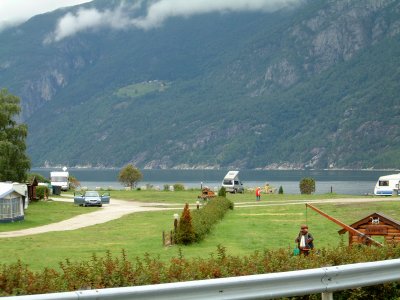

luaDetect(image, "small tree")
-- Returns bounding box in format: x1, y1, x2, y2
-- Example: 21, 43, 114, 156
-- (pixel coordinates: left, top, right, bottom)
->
218, 186, 227, 197
299, 177, 316, 194
176, 203, 195, 245
278, 186, 284, 194
173, 183, 185, 191
69, 175, 81, 190
27, 173, 50, 184
118, 164, 143, 190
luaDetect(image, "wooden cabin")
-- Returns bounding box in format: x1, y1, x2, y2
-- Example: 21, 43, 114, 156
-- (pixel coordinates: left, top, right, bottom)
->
338, 212, 400, 245
27, 176, 38, 201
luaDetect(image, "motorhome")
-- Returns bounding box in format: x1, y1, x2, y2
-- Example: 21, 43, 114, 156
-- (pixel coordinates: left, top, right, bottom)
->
50, 168, 70, 191
222, 171, 244, 193
374, 173, 400, 196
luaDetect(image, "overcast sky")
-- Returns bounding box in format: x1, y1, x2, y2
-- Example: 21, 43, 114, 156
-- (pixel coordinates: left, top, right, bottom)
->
0, 0, 93, 31
0, 0, 303, 42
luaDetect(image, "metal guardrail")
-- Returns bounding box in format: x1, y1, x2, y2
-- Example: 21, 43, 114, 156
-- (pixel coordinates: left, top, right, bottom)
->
3, 258, 400, 300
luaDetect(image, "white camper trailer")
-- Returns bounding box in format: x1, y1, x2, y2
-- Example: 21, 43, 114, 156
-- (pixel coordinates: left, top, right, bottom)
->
374, 173, 400, 196
50, 168, 70, 191
222, 171, 244, 193
0, 182, 27, 223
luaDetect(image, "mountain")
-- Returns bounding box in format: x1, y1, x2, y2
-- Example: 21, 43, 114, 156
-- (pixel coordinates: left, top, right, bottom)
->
1, 0, 399, 169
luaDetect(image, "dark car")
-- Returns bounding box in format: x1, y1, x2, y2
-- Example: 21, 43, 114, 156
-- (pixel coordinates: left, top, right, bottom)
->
74, 191, 110, 207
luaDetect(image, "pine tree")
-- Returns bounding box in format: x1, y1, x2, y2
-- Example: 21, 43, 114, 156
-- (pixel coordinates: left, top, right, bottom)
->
176, 203, 195, 245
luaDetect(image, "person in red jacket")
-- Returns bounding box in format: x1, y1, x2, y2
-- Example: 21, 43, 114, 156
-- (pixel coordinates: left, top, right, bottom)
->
255, 187, 261, 201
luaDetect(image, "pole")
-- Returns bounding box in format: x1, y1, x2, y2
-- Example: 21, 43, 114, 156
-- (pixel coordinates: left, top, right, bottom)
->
305, 203, 382, 246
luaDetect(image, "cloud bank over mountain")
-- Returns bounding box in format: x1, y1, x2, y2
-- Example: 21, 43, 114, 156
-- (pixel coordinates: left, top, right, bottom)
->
0, 0, 93, 32
46, 0, 303, 42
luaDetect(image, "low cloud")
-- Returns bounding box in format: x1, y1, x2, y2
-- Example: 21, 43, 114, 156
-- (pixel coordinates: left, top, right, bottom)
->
45, 4, 132, 43
46, 0, 302, 43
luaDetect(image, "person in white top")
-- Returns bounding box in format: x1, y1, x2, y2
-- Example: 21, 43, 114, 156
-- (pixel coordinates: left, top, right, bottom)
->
295, 224, 314, 255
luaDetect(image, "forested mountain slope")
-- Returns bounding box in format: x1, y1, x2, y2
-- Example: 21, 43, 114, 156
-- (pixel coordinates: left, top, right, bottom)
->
0, 0, 399, 169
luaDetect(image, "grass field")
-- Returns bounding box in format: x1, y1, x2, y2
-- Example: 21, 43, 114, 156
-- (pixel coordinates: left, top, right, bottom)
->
0, 190, 399, 271
96, 189, 363, 203
0, 201, 99, 232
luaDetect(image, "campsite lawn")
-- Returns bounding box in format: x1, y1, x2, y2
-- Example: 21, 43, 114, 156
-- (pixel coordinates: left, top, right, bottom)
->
1, 195, 399, 271
0, 201, 99, 232
95, 189, 364, 203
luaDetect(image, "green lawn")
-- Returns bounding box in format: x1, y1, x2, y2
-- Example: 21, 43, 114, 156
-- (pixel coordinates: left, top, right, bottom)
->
0, 200, 99, 232
1, 192, 399, 271
99, 189, 364, 203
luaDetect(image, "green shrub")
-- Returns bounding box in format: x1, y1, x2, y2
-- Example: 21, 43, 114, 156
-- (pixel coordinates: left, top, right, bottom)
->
163, 184, 169, 191
173, 183, 185, 191
27, 173, 50, 184
299, 178, 316, 194
278, 186, 284, 194
35, 186, 49, 200
218, 186, 226, 197
175, 203, 195, 245
2, 246, 400, 297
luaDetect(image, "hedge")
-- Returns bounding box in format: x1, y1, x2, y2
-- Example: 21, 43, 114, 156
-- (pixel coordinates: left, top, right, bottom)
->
176, 196, 234, 244
1, 245, 400, 297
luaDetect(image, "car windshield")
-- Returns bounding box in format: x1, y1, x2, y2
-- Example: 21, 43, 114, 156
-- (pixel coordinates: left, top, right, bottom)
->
85, 191, 99, 197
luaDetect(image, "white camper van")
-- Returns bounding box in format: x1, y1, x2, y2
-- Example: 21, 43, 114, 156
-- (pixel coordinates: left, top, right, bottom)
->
50, 168, 70, 191
374, 173, 400, 196
222, 171, 244, 193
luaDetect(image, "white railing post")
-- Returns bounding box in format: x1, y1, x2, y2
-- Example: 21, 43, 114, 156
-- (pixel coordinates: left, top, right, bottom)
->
321, 292, 333, 300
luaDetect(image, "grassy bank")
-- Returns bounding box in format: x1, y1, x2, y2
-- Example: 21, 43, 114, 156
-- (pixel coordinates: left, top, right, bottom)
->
1, 193, 399, 271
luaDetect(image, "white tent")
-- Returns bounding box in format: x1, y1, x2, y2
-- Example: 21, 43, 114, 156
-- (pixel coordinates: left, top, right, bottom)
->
0, 182, 27, 223
223, 171, 239, 180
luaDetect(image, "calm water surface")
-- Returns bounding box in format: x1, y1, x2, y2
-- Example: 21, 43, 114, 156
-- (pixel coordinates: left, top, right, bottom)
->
32, 169, 399, 195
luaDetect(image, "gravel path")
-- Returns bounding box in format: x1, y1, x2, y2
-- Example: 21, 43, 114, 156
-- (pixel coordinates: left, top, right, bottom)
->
0, 196, 394, 238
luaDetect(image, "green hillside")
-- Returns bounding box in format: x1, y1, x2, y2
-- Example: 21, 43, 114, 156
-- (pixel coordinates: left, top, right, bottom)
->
0, 0, 399, 169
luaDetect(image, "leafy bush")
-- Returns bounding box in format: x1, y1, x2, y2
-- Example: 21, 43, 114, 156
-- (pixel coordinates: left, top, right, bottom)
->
299, 178, 316, 194
68, 176, 80, 190
163, 184, 169, 191
218, 186, 226, 197
173, 183, 185, 191
27, 173, 50, 184
2, 246, 400, 297
35, 186, 49, 200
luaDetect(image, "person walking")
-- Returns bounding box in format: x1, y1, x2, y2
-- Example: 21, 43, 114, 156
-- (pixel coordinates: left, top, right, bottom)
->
295, 224, 314, 255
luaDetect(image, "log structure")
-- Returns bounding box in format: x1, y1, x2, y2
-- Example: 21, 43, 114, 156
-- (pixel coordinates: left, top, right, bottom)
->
338, 212, 400, 246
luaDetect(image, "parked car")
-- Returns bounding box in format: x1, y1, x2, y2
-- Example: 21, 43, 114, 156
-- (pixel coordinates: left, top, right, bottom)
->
73, 191, 110, 207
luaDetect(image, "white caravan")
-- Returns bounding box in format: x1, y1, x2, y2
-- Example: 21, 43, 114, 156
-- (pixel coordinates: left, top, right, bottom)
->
222, 171, 244, 193
50, 168, 70, 191
374, 173, 400, 196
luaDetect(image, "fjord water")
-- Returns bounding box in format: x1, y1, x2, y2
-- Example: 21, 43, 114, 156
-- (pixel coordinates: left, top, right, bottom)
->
33, 169, 399, 195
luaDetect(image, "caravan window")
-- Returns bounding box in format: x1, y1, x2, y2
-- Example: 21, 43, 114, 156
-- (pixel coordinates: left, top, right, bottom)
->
51, 176, 67, 182
223, 180, 233, 185
379, 180, 389, 186
234, 180, 240, 185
